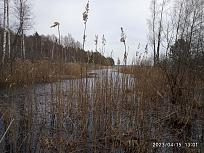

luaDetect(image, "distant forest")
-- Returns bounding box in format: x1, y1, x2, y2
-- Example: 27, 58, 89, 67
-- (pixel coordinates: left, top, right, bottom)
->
0, 28, 114, 66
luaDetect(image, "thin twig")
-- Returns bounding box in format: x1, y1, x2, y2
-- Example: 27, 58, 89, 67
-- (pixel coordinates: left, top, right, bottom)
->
154, 112, 177, 125
0, 119, 15, 144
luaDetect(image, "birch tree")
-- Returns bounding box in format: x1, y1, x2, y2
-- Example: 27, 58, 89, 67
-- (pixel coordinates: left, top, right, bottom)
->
156, 0, 166, 62
2, 0, 7, 64
7, 0, 10, 59
14, 0, 31, 59
1, 0, 10, 64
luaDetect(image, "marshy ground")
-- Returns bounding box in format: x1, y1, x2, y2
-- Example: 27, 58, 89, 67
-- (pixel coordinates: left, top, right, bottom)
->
0, 66, 203, 153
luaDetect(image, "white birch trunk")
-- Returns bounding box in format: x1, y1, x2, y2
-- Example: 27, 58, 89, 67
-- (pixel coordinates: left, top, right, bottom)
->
19, 0, 25, 59
7, 0, 11, 59
2, 0, 7, 64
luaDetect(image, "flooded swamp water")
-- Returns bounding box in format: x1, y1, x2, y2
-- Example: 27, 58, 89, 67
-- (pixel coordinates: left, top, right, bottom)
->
0, 69, 203, 153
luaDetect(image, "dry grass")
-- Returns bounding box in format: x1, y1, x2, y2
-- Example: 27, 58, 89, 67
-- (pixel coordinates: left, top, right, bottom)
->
0, 65, 203, 153
120, 65, 167, 98
120, 65, 204, 145
0, 59, 85, 86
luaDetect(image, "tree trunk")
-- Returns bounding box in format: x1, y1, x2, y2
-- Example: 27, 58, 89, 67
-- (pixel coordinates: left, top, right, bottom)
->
2, 0, 7, 64
7, 0, 10, 59
152, 0, 156, 66
156, 0, 165, 63
22, 30, 25, 59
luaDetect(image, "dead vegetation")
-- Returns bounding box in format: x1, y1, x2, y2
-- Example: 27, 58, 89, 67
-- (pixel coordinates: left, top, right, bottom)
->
0, 59, 85, 86
0, 64, 203, 153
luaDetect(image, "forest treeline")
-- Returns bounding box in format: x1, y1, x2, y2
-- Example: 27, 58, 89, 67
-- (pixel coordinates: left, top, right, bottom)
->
0, 0, 114, 85
0, 0, 114, 68
0, 28, 114, 85
0, 29, 114, 65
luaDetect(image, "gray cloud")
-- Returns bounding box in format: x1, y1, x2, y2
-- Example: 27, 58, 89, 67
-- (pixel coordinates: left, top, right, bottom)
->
30, 0, 151, 63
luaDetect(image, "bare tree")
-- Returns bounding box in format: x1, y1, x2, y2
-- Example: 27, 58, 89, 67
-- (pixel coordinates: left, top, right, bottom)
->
156, 0, 166, 62
149, 0, 157, 65
158, 0, 204, 106
48, 34, 57, 60
148, 0, 168, 65
7, 0, 10, 59
1, 0, 11, 64
2, 0, 7, 64
14, 0, 32, 59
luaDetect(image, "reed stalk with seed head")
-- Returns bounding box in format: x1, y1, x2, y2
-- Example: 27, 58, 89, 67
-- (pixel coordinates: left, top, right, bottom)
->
120, 27, 127, 65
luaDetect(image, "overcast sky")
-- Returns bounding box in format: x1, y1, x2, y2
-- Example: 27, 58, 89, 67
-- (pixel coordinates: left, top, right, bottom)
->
30, 0, 151, 63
